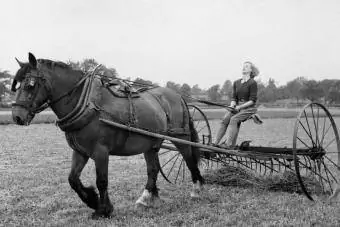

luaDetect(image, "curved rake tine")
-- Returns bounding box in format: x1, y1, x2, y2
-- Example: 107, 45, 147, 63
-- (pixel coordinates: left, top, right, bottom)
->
251, 158, 255, 170
283, 159, 287, 172
306, 156, 312, 176
321, 158, 338, 182
276, 158, 281, 172
250, 158, 255, 171
298, 160, 329, 182
303, 156, 310, 176
316, 159, 325, 192
270, 158, 274, 176
321, 160, 333, 192
263, 160, 268, 176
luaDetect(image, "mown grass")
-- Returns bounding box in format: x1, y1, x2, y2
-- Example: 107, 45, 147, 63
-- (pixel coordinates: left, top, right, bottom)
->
1, 119, 340, 226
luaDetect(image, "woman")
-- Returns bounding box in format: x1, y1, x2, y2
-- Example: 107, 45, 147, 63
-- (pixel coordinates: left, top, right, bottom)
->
213, 61, 259, 148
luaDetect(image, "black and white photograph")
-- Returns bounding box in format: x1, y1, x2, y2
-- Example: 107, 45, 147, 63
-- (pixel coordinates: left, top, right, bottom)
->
0, 0, 340, 225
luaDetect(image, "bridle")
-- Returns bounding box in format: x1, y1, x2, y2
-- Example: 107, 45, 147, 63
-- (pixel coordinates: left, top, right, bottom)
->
12, 66, 92, 116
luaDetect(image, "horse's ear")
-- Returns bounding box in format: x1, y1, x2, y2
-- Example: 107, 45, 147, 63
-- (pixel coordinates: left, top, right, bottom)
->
15, 57, 24, 67
28, 52, 37, 68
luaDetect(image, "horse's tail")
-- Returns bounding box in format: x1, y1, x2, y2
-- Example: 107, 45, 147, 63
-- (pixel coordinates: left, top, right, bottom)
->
179, 98, 201, 164
188, 115, 201, 164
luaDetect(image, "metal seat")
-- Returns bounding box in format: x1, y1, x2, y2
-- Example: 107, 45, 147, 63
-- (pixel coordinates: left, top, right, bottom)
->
246, 113, 263, 125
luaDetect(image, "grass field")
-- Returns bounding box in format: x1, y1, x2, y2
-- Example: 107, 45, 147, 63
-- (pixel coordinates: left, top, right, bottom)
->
1, 107, 340, 125
1, 117, 340, 226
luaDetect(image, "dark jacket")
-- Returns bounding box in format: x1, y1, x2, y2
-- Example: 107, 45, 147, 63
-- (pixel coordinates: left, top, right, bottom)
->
231, 78, 258, 104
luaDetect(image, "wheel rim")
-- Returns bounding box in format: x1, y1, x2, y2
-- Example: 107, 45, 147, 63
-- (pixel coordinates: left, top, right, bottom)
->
293, 102, 340, 201
158, 104, 212, 184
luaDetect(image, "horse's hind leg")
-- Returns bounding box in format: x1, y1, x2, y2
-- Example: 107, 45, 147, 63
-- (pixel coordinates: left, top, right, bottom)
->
174, 142, 204, 198
68, 150, 99, 210
136, 147, 161, 207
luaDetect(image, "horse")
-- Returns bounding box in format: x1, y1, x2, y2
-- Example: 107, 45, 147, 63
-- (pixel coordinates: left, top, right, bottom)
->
11, 53, 204, 218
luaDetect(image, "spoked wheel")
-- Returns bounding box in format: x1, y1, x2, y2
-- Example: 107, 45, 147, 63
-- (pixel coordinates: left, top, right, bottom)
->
158, 104, 212, 184
293, 102, 340, 201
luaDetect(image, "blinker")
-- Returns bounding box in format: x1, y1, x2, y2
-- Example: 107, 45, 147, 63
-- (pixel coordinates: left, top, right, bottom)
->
29, 77, 36, 86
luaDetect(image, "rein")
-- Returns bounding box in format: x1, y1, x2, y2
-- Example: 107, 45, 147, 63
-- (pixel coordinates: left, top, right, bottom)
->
32, 73, 92, 114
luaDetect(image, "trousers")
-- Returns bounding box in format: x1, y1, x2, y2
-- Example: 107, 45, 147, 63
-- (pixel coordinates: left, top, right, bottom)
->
221, 107, 257, 146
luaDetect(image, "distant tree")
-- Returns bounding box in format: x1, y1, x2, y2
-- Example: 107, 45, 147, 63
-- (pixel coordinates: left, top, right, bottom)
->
220, 80, 232, 100
326, 80, 340, 104
286, 77, 305, 103
191, 84, 203, 95
99, 66, 118, 79
299, 80, 324, 102
319, 79, 339, 104
276, 85, 290, 100
257, 78, 277, 102
0, 70, 12, 103
67, 59, 118, 80
133, 77, 154, 88
166, 81, 181, 93
327, 88, 340, 104
81, 58, 99, 71
257, 81, 266, 103
207, 84, 221, 102
265, 78, 277, 102
180, 83, 191, 102
66, 60, 82, 70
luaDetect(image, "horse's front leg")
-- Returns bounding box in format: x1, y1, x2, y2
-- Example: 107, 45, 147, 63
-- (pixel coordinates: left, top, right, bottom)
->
92, 143, 113, 218
136, 147, 161, 207
68, 150, 99, 210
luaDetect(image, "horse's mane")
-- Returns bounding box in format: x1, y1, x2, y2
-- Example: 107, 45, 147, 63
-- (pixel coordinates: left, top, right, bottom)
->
14, 59, 79, 82
37, 59, 71, 70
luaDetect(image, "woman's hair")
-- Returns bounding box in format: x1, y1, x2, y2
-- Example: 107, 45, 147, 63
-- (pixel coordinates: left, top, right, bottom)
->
244, 61, 259, 78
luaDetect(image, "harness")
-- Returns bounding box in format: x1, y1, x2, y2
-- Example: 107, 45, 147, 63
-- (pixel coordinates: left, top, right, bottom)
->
13, 64, 101, 131
13, 64, 191, 136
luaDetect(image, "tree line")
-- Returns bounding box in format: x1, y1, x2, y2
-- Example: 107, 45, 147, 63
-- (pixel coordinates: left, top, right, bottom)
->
161, 77, 340, 106
1, 58, 339, 107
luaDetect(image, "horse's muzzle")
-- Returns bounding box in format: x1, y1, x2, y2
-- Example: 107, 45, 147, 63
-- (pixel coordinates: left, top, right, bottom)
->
12, 106, 34, 126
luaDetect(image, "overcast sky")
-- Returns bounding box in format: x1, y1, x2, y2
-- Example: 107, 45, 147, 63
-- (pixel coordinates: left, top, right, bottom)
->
1, 0, 339, 88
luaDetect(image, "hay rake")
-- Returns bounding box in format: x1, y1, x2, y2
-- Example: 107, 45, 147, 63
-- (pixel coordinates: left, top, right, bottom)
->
101, 103, 340, 201
156, 103, 340, 201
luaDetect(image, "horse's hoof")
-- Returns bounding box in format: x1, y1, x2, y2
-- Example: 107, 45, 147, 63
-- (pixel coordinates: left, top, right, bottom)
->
135, 199, 149, 207
135, 202, 149, 212
91, 212, 111, 220
190, 192, 200, 199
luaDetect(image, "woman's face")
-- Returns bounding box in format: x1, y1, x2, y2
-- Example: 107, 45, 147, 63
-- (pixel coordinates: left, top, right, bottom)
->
242, 62, 252, 75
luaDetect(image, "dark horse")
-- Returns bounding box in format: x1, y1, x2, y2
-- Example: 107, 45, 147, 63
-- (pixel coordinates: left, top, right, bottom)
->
12, 53, 204, 218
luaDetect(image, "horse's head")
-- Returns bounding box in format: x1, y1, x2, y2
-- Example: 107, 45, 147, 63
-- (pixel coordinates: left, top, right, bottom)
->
12, 53, 52, 125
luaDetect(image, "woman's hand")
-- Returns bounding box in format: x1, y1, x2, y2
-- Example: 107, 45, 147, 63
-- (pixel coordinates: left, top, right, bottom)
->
235, 106, 241, 112
229, 101, 236, 108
